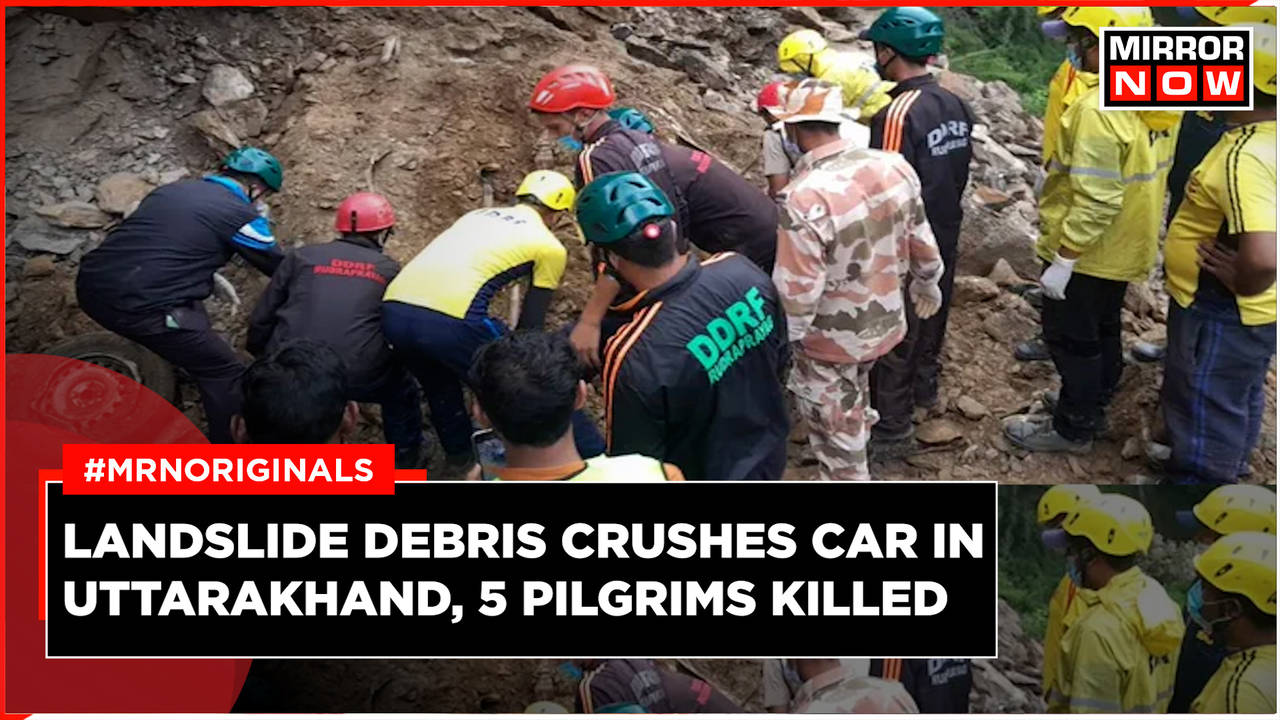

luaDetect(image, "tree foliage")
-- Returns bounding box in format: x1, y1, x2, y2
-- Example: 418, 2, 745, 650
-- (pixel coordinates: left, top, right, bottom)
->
938, 6, 1065, 116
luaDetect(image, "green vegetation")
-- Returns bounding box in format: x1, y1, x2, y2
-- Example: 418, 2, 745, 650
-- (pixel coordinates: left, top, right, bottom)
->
938, 7, 1065, 116
998, 485, 1206, 640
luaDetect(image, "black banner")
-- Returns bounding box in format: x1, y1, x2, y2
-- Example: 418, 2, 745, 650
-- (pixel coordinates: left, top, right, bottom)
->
47, 481, 997, 658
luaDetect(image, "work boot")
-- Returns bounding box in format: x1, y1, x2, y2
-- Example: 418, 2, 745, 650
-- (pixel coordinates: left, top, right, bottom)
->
1039, 389, 1109, 434
1130, 340, 1166, 363
395, 440, 431, 470
443, 451, 477, 479
1003, 414, 1093, 454
1014, 337, 1051, 362
870, 425, 917, 461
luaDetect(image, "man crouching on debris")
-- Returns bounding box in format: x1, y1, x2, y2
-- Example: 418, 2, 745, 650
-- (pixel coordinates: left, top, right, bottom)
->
76, 147, 285, 443
769, 79, 943, 481
245, 192, 427, 468
574, 660, 744, 713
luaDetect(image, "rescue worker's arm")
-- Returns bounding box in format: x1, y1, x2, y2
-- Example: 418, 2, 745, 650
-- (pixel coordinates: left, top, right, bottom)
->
767, 175, 790, 197
772, 194, 830, 344
1209, 149, 1277, 296
606, 374, 666, 462
571, 274, 621, 369
230, 215, 285, 275
1058, 109, 1125, 259
1060, 625, 1124, 713
761, 130, 793, 198
517, 245, 568, 331
245, 252, 296, 356
905, 193, 944, 286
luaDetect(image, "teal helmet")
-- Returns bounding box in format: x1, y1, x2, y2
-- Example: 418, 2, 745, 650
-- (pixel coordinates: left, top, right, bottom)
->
859, 7, 946, 57
574, 171, 674, 245
223, 147, 284, 191
607, 107, 655, 134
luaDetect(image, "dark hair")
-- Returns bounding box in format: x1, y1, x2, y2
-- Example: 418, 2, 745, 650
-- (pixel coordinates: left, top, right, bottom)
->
467, 331, 582, 447
606, 218, 678, 269
241, 339, 349, 443
221, 168, 270, 192
1068, 536, 1138, 571
1255, 90, 1276, 110
793, 120, 843, 135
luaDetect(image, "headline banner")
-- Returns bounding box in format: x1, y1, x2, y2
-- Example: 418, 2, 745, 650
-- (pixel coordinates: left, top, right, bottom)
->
46, 481, 997, 658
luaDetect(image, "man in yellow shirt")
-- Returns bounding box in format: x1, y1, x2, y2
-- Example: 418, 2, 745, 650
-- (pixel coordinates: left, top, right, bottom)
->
1043, 494, 1183, 713
1161, 23, 1277, 484
1035, 484, 1102, 699
1003, 6, 1178, 454
382, 170, 603, 473
1188, 532, 1276, 714
776, 29, 895, 124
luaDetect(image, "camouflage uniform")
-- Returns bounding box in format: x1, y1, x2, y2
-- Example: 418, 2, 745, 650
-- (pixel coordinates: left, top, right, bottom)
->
791, 666, 919, 713
774, 137, 943, 481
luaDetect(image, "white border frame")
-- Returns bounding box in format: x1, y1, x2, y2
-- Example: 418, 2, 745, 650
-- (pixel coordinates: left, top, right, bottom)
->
1098, 25, 1255, 112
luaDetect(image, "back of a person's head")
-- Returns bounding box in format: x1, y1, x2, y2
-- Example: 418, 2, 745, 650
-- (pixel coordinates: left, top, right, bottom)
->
239, 339, 350, 443
468, 331, 580, 447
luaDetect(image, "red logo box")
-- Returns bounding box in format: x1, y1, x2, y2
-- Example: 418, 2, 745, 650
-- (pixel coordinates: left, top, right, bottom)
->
1155, 65, 1199, 102
1202, 65, 1247, 102
1108, 65, 1151, 102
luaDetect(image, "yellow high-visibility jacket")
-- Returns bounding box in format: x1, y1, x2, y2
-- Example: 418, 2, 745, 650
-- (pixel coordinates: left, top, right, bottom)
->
1042, 59, 1087, 165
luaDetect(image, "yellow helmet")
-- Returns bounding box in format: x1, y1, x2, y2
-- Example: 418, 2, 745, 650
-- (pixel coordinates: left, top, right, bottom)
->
1037, 6, 1063, 18
1196, 6, 1276, 26
778, 29, 829, 75
1242, 22, 1278, 96
1061, 6, 1154, 36
516, 170, 575, 211
1195, 531, 1277, 616
1038, 484, 1104, 525
1063, 494, 1153, 556
1192, 484, 1277, 535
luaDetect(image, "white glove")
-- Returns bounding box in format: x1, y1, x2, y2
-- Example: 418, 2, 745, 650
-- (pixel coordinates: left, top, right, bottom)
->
212, 272, 240, 309
255, 200, 271, 219
909, 279, 943, 319
1039, 253, 1077, 301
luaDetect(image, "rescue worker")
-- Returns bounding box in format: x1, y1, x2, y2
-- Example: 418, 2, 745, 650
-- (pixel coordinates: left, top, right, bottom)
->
1169, 484, 1276, 713
1187, 532, 1277, 714
859, 7, 975, 453
870, 659, 971, 713
1036, 484, 1103, 701
529, 65, 779, 368
232, 339, 358, 445
246, 191, 426, 467
576, 171, 790, 480
776, 29, 896, 123
1004, 6, 1178, 454
1042, 494, 1184, 713
787, 659, 919, 713
764, 660, 871, 712
574, 660, 743, 713
1162, 23, 1276, 483
381, 170, 603, 474
754, 79, 870, 197
76, 147, 285, 443
1013, 5, 1078, 365
466, 331, 682, 481
769, 79, 943, 481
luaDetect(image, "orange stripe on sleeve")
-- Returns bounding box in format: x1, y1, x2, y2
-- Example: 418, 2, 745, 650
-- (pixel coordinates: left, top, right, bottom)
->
884, 90, 920, 154
604, 302, 663, 450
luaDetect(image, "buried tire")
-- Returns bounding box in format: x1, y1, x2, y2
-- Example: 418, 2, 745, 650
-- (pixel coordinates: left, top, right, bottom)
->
43, 331, 179, 404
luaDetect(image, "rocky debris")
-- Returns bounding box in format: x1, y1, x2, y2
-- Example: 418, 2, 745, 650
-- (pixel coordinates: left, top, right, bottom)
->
5, 18, 116, 116
1121, 436, 1143, 460
22, 255, 56, 279
677, 51, 734, 91
982, 307, 1037, 345
10, 217, 90, 255
954, 276, 1000, 305
917, 418, 964, 445
959, 196, 1040, 279
971, 599, 1047, 713
217, 98, 270, 140
972, 184, 1015, 211
202, 64, 255, 106
987, 258, 1026, 287
34, 201, 111, 228
956, 396, 989, 421
190, 109, 243, 150
1125, 282, 1162, 320
95, 172, 154, 215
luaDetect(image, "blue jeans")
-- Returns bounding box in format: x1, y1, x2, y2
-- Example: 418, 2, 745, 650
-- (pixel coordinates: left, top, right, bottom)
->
353, 367, 426, 466
382, 302, 605, 459
1162, 300, 1276, 483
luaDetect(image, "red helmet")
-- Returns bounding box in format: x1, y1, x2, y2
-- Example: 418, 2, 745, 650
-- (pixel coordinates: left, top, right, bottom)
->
753, 81, 787, 113
335, 192, 395, 233
529, 64, 615, 113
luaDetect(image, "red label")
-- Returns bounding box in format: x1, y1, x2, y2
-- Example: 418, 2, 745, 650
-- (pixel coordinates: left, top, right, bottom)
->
1155, 65, 1198, 102
1108, 65, 1151, 102
1202, 65, 1247, 102
60, 444, 407, 494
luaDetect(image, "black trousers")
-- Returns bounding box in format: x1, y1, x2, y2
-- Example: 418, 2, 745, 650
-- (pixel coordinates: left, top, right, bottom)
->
871, 236, 958, 437
1041, 270, 1129, 442
78, 295, 245, 444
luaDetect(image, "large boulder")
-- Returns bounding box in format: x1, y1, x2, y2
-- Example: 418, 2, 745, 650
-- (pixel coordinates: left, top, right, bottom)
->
202, 64, 255, 107
958, 197, 1040, 279
10, 216, 90, 255
34, 201, 111, 228
95, 172, 154, 215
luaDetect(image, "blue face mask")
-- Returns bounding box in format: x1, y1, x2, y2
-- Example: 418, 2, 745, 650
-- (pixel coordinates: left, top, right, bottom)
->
1066, 555, 1084, 586
1187, 578, 1237, 647
1066, 46, 1083, 71
783, 136, 803, 159
558, 136, 583, 152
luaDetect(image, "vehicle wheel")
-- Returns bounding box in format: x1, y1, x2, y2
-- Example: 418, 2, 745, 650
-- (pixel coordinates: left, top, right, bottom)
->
43, 331, 179, 403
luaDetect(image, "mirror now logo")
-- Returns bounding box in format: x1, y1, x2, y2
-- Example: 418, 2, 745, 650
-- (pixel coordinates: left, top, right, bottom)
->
1100, 27, 1253, 110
